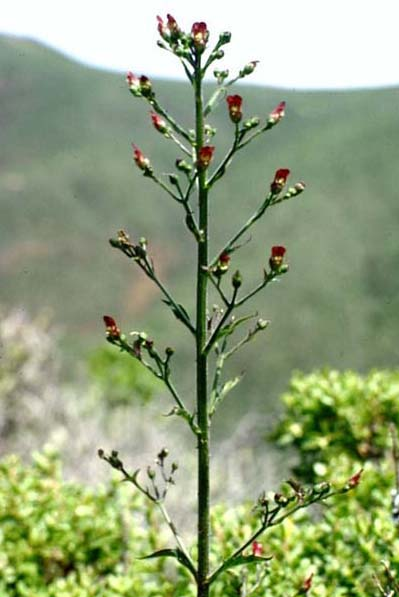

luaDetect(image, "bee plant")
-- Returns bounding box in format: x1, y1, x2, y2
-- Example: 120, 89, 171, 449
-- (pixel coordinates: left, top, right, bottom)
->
99, 15, 360, 597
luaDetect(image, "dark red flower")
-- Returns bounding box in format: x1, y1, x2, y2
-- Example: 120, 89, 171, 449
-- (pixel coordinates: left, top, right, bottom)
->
191, 22, 209, 51
269, 246, 286, 271
268, 101, 286, 125
348, 468, 364, 488
271, 168, 290, 194
252, 541, 263, 557
219, 251, 230, 265
226, 95, 243, 123
300, 573, 314, 594
197, 146, 215, 170
132, 144, 151, 171
103, 315, 120, 338
139, 75, 152, 97
150, 112, 169, 135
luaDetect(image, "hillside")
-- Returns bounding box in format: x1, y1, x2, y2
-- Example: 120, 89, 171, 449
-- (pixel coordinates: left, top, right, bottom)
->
1, 35, 398, 425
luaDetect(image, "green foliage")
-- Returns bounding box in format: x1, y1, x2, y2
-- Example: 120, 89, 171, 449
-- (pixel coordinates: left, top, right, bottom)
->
87, 346, 160, 407
1, 443, 399, 597
271, 369, 399, 481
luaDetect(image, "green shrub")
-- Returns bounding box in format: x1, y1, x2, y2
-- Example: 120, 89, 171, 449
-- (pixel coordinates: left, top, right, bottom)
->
271, 369, 399, 481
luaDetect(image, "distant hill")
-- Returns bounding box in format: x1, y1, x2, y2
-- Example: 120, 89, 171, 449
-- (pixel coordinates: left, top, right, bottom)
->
1, 35, 398, 426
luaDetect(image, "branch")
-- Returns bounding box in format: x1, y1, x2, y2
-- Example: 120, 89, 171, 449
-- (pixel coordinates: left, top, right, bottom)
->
209, 193, 274, 268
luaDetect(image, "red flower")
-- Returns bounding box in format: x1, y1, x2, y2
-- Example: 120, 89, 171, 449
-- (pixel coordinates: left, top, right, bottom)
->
103, 315, 120, 338
269, 245, 286, 271
197, 146, 215, 170
271, 168, 290, 194
219, 252, 230, 265
132, 144, 151, 172
191, 22, 209, 51
252, 541, 263, 557
150, 112, 169, 135
348, 468, 364, 488
268, 101, 286, 125
139, 75, 152, 97
226, 95, 243, 123
157, 14, 180, 41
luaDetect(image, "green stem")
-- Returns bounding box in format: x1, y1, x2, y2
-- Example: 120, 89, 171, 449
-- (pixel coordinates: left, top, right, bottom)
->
195, 54, 210, 597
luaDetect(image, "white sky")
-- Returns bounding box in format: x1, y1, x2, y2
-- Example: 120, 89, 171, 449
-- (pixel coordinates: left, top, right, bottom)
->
2, 0, 399, 89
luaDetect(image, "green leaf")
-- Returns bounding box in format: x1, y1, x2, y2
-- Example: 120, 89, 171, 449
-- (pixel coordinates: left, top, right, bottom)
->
139, 548, 197, 578
218, 313, 256, 340
210, 375, 243, 416
211, 554, 273, 582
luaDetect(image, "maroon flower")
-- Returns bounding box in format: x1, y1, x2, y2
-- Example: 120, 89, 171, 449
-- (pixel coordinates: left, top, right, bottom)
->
269, 245, 286, 271
150, 112, 169, 135
197, 146, 215, 170
252, 541, 263, 557
139, 75, 152, 97
132, 144, 151, 171
191, 22, 209, 51
219, 252, 230, 265
157, 14, 180, 41
226, 95, 243, 123
103, 315, 120, 338
347, 468, 364, 488
271, 168, 290, 194
268, 101, 286, 125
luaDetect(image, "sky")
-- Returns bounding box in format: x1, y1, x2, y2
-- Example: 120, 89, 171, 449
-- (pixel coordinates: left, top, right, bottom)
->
2, 0, 399, 90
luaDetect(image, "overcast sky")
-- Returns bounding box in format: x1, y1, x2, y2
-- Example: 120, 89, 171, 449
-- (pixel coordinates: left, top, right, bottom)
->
2, 0, 399, 89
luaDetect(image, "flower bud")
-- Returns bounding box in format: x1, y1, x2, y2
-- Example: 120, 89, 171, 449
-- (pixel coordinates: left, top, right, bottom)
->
267, 101, 286, 126
282, 181, 306, 200
191, 22, 209, 51
197, 146, 215, 170
176, 159, 193, 174
252, 541, 263, 556
242, 116, 260, 130
347, 468, 364, 489
269, 246, 286, 272
126, 71, 141, 96
256, 318, 269, 330
232, 270, 242, 289
165, 346, 175, 357
214, 251, 230, 277
218, 31, 232, 45
211, 49, 224, 60
214, 69, 229, 84
139, 75, 153, 97
132, 144, 152, 173
103, 315, 121, 339
270, 168, 290, 194
147, 466, 156, 480
158, 447, 169, 460
240, 60, 259, 77
226, 95, 243, 124
157, 14, 181, 43
150, 112, 170, 136
169, 174, 179, 186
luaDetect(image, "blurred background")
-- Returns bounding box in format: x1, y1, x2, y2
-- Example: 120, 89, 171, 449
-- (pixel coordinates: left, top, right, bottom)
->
1, 0, 399, 498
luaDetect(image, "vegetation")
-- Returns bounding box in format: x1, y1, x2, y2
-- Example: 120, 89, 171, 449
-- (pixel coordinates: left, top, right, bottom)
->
1, 368, 399, 596
1, 34, 398, 417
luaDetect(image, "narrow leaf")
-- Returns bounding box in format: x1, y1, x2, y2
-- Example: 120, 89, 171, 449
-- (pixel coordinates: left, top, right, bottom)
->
139, 548, 197, 578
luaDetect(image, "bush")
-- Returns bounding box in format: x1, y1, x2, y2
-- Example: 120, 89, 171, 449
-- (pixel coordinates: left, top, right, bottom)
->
2, 369, 399, 595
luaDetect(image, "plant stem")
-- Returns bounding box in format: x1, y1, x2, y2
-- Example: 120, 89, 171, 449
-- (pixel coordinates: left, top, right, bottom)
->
194, 54, 210, 597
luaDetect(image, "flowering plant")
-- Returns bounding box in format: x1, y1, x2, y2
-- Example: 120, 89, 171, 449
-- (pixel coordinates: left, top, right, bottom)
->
99, 15, 359, 597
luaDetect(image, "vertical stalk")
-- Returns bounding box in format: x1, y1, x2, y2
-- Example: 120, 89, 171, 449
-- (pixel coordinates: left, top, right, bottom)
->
194, 55, 210, 597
